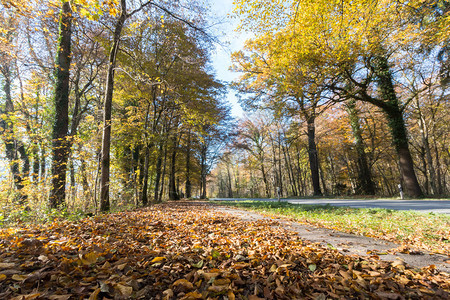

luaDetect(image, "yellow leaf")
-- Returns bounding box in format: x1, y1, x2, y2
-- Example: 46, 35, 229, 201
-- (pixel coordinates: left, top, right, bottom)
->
0, 274, 6, 282
151, 256, 166, 263
88, 288, 100, 300
80, 252, 99, 265
80, 8, 89, 17
228, 290, 236, 300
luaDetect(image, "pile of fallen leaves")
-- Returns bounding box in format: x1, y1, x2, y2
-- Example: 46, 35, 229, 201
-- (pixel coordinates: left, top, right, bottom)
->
0, 201, 449, 299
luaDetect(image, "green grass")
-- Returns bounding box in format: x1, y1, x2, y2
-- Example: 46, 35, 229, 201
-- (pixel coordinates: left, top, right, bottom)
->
214, 201, 450, 255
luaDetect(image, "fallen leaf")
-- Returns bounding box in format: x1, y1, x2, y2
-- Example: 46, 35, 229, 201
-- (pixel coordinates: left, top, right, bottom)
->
151, 256, 166, 263
79, 252, 99, 265
48, 295, 72, 300
248, 295, 264, 300
88, 288, 100, 300
0, 263, 15, 269
12, 274, 28, 281
116, 283, 133, 297
173, 278, 194, 291
11, 293, 41, 300
180, 291, 203, 300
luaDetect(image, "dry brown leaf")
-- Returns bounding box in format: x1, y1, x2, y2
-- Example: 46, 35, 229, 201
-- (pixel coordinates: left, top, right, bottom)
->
173, 278, 194, 291
48, 295, 72, 300
0, 262, 15, 269
116, 283, 133, 297
12, 274, 28, 281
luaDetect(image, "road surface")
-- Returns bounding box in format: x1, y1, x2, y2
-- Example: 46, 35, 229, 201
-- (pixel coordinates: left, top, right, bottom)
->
210, 198, 450, 214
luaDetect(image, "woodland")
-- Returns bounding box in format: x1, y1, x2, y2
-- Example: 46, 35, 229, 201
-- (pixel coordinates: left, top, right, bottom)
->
0, 0, 449, 216
0, 1, 450, 299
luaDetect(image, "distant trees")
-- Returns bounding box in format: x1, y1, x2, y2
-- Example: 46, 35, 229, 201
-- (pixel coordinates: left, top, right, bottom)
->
221, 0, 450, 198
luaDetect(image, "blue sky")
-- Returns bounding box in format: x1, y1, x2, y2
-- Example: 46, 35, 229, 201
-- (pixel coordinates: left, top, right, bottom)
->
209, 0, 246, 118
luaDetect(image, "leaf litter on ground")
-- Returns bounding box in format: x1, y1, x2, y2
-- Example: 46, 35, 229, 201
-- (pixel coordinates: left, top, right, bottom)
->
214, 201, 450, 256
0, 201, 449, 299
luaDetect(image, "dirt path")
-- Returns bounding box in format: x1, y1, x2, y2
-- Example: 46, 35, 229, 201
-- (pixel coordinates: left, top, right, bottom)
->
211, 203, 450, 273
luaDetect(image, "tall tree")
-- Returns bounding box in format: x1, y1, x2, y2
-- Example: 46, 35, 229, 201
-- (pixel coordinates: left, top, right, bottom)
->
0, 13, 29, 202
49, 0, 73, 208
346, 99, 376, 195
99, 0, 128, 212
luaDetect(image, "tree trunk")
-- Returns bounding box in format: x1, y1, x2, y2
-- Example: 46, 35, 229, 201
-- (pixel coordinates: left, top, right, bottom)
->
282, 144, 298, 196
346, 100, 376, 195
200, 144, 207, 199
319, 157, 328, 195
226, 164, 233, 198
260, 162, 270, 197
40, 146, 46, 181
32, 145, 39, 183
277, 134, 284, 196
49, 1, 72, 208
154, 143, 163, 203
185, 129, 192, 198
1, 66, 26, 197
168, 137, 180, 200
100, 0, 127, 211
417, 101, 437, 195
374, 55, 423, 198
159, 142, 168, 201
69, 156, 76, 207
1, 20, 29, 203
306, 116, 322, 196
80, 158, 91, 207
140, 101, 152, 206
140, 144, 150, 206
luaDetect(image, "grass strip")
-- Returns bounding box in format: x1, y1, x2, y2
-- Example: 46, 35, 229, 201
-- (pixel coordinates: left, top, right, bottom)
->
214, 200, 450, 255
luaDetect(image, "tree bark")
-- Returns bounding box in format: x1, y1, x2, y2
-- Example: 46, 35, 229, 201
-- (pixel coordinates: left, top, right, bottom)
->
346, 100, 376, 195
159, 142, 168, 201
49, 1, 72, 208
1, 18, 29, 203
100, 0, 127, 211
80, 157, 90, 206
140, 144, 151, 206
185, 129, 192, 198
282, 144, 298, 196
168, 137, 180, 200
200, 144, 207, 199
416, 100, 437, 195
154, 142, 164, 203
226, 163, 233, 198
32, 145, 39, 183
40, 146, 46, 181
306, 116, 322, 196
374, 55, 423, 197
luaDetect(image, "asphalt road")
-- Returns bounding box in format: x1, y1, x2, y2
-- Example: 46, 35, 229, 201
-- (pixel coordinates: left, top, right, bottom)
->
210, 198, 450, 214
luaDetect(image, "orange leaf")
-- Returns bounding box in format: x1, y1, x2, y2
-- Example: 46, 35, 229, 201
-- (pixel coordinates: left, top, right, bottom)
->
151, 256, 166, 263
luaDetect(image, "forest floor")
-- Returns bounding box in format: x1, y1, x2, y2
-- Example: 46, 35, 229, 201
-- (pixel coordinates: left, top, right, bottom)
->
0, 201, 449, 299
213, 203, 450, 273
